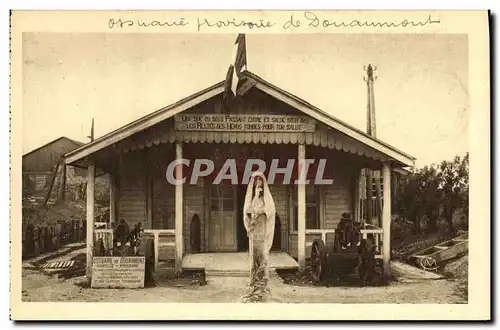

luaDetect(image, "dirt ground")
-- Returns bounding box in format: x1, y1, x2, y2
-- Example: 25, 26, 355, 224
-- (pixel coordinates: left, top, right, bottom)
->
21, 262, 467, 304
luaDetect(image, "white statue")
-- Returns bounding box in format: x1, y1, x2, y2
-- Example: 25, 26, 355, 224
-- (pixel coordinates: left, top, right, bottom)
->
241, 172, 276, 303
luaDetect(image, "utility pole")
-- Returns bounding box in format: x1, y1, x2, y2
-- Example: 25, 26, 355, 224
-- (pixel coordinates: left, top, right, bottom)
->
87, 117, 95, 142
364, 64, 383, 226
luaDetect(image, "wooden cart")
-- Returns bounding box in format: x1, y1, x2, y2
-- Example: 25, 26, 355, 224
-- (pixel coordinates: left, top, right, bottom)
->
309, 214, 379, 286
410, 232, 468, 271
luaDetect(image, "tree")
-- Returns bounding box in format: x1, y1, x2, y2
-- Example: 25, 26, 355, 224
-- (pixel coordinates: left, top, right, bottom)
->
395, 165, 440, 233
395, 153, 469, 234
438, 153, 469, 233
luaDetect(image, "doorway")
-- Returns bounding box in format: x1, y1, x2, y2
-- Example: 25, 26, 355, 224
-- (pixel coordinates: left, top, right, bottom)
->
207, 184, 237, 252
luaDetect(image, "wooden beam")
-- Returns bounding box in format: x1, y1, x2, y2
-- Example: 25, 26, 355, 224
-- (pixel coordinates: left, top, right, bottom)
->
86, 162, 96, 283
109, 173, 117, 228
146, 149, 153, 230
366, 169, 373, 224
44, 162, 60, 206
59, 162, 67, 202
366, 64, 377, 138
375, 170, 383, 227
154, 232, 159, 272
297, 143, 306, 271
146, 175, 153, 229
237, 77, 256, 96
382, 163, 392, 275
354, 169, 362, 223
175, 142, 184, 273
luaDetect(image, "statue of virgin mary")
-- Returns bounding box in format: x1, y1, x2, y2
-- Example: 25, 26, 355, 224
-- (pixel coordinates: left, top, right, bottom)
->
241, 171, 276, 303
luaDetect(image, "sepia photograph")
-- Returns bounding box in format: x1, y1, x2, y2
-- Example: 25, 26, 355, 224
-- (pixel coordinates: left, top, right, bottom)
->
9, 10, 490, 321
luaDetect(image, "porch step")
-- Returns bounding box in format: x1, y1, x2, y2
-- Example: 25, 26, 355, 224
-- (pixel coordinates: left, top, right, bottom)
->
205, 268, 280, 278
182, 252, 299, 271
155, 261, 176, 279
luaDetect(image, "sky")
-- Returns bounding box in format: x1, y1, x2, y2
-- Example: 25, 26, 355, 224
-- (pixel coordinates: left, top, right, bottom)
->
22, 33, 468, 168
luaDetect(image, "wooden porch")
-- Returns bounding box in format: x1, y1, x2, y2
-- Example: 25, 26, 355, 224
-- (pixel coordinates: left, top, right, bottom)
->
182, 251, 299, 274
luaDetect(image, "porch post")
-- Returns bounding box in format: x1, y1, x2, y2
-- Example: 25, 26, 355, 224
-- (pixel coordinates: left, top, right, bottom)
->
366, 168, 374, 224
109, 173, 117, 228
354, 169, 362, 223
382, 163, 392, 275
175, 142, 184, 273
86, 162, 95, 282
297, 143, 306, 271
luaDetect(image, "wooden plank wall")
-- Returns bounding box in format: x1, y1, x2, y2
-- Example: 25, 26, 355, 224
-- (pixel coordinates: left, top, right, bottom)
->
118, 151, 147, 229
323, 169, 353, 229
150, 144, 175, 231
269, 185, 288, 252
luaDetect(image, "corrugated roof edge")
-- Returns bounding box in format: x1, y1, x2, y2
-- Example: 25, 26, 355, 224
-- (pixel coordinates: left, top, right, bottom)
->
23, 136, 85, 158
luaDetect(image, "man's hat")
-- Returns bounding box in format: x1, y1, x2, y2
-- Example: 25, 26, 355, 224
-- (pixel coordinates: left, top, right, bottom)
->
341, 212, 352, 221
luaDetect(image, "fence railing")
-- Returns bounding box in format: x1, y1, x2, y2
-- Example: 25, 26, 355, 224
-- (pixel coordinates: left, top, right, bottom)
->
22, 220, 86, 260
143, 229, 176, 271
94, 229, 114, 253
93, 228, 176, 271
23, 220, 178, 268
94, 222, 108, 229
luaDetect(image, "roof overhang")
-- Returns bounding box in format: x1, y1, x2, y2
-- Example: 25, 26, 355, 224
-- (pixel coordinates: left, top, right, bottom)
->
64, 81, 225, 165
64, 71, 415, 168
247, 73, 415, 167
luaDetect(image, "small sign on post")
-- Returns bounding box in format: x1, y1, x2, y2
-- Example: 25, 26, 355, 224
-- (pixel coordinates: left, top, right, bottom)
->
91, 256, 146, 289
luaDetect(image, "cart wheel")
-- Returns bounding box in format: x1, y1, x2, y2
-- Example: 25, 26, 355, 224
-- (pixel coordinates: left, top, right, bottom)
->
310, 239, 327, 283
144, 238, 155, 286
94, 238, 105, 256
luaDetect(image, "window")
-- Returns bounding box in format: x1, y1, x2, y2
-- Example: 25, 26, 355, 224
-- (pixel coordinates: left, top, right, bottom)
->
210, 185, 235, 212
292, 185, 322, 231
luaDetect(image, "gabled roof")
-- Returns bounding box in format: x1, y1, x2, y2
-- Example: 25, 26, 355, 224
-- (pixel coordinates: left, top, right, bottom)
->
23, 136, 85, 158
64, 71, 416, 167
